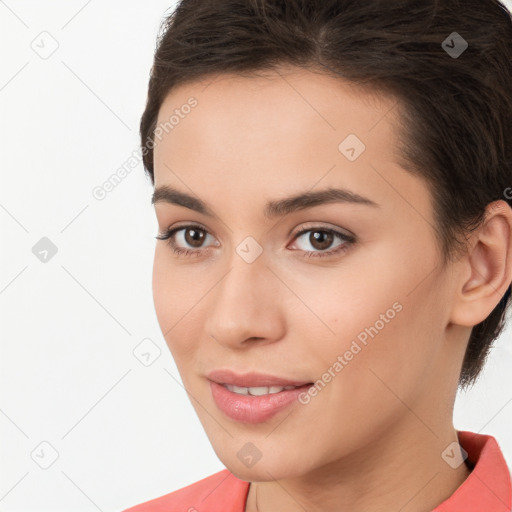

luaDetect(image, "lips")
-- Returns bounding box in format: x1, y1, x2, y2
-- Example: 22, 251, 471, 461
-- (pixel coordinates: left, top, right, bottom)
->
209, 381, 313, 423
206, 369, 313, 388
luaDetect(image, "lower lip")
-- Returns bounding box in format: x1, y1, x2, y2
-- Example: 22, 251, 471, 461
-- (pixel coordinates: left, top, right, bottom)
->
209, 381, 313, 424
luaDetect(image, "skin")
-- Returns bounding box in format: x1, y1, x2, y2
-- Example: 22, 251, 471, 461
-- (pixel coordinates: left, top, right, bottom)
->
151, 65, 512, 512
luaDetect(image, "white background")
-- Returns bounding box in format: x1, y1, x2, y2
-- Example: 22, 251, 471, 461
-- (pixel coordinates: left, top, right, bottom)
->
1, 1, 511, 511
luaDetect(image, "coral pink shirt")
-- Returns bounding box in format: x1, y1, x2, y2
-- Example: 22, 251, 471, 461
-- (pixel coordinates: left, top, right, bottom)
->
123, 430, 511, 512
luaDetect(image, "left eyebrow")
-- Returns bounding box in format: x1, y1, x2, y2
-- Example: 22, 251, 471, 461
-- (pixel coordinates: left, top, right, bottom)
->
151, 184, 380, 220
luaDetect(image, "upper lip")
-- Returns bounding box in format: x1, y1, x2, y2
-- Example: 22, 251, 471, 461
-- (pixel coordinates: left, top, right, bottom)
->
207, 369, 312, 388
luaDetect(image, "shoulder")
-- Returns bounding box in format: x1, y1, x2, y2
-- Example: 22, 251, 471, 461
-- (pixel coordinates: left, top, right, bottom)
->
122, 468, 250, 512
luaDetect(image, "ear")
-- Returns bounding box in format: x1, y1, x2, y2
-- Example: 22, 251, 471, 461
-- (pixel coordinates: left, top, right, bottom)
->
450, 200, 512, 327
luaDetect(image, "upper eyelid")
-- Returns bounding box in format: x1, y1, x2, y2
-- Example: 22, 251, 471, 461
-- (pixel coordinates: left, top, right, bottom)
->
164, 218, 353, 234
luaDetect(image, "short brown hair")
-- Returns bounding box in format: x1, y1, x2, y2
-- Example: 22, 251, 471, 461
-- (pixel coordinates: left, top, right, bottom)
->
140, 0, 512, 390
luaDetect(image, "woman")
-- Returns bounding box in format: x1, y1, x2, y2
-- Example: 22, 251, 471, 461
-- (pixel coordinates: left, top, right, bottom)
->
124, 0, 512, 510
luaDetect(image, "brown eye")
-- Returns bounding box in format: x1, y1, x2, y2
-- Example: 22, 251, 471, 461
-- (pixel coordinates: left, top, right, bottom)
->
308, 230, 334, 251
291, 226, 355, 259
184, 227, 206, 248
155, 224, 218, 256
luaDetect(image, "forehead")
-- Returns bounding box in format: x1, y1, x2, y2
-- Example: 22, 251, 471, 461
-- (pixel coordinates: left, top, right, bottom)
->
155, 66, 399, 153
155, 67, 397, 164
152, 66, 430, 226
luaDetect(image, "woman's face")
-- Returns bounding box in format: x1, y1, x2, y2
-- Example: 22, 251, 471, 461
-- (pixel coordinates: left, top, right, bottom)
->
151, 66, 466, 481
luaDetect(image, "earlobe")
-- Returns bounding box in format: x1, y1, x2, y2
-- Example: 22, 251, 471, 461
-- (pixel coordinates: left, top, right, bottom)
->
449, 200, 512, 327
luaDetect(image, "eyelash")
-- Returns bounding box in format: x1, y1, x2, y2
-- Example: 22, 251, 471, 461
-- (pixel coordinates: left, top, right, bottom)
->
155, 223, 355, 259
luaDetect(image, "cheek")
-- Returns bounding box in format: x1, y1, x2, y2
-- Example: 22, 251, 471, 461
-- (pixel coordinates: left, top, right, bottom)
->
152, 249, 204, 357
328, 289, 444, 426
303, 262, 442, 402
152, 248, 203, 319
152, 249, 174, 330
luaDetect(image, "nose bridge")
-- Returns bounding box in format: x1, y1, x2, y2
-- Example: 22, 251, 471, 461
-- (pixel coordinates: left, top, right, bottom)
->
205, 246, 284, 347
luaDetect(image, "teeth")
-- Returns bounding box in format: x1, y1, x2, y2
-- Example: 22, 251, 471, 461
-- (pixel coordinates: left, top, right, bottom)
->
225, 384, 298, 395
231, 385, 248, 395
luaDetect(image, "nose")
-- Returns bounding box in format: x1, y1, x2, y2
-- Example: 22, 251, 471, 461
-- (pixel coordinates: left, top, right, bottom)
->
204, 254, 286, 350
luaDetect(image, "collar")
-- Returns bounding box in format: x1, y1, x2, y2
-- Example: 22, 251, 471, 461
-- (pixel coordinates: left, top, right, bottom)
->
433, 430, 511, 511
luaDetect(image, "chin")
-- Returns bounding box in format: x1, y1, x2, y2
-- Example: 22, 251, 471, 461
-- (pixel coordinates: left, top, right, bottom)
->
223, 454, 308, 482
